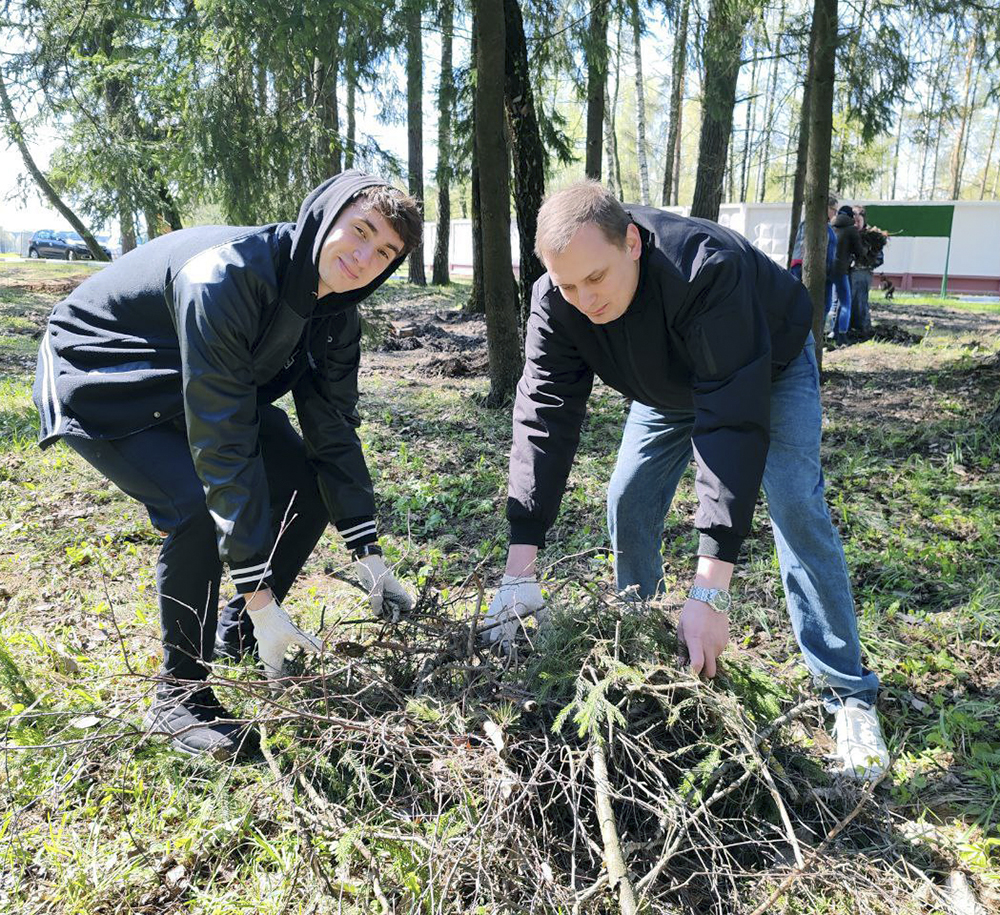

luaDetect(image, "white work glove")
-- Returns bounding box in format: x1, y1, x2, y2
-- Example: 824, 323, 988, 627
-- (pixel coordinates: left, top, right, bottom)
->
247, 599, 322, 678
481, 575, 545, 648
354, 554, 413, 621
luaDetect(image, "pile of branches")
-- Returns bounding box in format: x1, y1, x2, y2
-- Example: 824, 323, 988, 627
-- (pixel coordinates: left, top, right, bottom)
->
237, 583, 925, 914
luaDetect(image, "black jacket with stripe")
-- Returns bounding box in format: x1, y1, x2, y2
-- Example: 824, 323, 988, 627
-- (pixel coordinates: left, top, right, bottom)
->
34, 171, 401, 593
506, 205, 814, 564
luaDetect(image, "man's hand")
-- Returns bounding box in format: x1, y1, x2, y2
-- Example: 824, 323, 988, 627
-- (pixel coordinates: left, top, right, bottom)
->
677, 598, 729, 678
354, 554, 413, 621
246, 599, 322, 678
481, 575, 545, 648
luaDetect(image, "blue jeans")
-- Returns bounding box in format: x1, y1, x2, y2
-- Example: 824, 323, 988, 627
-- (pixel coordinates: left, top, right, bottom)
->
606, 335, 879, 706
825, 273, 852, 335
850, 269, 872, 333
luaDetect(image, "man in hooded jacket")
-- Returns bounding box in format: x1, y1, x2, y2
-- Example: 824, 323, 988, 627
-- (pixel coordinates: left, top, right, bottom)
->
33, 171, 422, 758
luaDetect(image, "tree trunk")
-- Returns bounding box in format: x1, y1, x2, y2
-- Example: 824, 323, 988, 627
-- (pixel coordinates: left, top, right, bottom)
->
980, 105, 999, 200
803, 0, 837, 374
119, 208, 137, 255
159, 181, 183, 232
406, 0, 426, 285
345, 44, 357, 170
630, 0, 650, 205
889, 30, 913, 201
949, 34, 977, 201
890, 97, 906, 199
476, 0, 523, 407
314, 12, 343, 182
603, 83, 619, 197
504, 0, 546, 329
690, 0, 749, 221
739, 51, 759, 203
585, 0, 610, 180
757, 5, 784, 201
668, 0, 689, 206
918, 40, 944, 198
787, 32, 815, 268
0, 69, 107, 260
930, 105, 945, 200
467, 10, 485, 315
432, 0, 455, 285
603, 14, 624, 196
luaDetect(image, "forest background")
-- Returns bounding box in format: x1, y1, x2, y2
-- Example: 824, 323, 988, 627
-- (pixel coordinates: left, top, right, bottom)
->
2, 1, 1000, 913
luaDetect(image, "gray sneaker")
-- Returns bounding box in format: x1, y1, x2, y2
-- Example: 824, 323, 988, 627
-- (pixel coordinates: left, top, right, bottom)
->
144, 684, 257, 760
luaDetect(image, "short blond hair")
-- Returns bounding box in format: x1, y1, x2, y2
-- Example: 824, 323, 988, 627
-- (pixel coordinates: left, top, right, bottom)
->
535, 180, 630, 259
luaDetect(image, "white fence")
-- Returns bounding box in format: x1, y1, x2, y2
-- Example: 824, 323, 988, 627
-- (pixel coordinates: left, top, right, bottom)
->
423, 200, 1000, 294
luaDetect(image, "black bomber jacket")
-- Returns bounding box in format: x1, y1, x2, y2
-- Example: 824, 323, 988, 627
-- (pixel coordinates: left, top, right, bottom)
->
33, 171, 404, 593
506, 205, 814, 564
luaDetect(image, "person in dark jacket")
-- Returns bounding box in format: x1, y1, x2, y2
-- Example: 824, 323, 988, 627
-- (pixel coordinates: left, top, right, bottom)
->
34, 171, 422, 758
829, 205, 864, 345
483, 181, 889, 780
788, 195, 838, 281
849, 206, 885, 336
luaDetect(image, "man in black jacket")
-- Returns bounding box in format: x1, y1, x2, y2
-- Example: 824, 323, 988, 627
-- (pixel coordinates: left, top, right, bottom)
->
484, 181, 889, 780
34, 171, 421, 758
829, 204, 864, 345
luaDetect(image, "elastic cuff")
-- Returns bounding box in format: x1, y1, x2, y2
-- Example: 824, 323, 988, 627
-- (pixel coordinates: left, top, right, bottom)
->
337, 515, 378, 551
697, 531, 743, 565
230, 551, 275, 595
509, 519, 547, 549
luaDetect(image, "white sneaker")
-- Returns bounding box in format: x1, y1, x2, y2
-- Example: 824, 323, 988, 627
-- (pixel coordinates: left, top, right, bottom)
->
831, 698, 890, 781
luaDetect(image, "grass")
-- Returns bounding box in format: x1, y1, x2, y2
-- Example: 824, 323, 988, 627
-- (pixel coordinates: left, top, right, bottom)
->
1, 264, 999, 912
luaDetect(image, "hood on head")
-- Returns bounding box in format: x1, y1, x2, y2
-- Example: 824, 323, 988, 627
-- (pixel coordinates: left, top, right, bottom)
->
832, 212, 855, 227
281, 169, 408, 317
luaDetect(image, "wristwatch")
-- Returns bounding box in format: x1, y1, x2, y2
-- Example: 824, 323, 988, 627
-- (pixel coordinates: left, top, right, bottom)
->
352, 543, 383, 562
688, 586, 733, 613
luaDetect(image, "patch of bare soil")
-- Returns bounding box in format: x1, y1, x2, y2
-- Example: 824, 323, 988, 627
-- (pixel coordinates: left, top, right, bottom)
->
3, 279, 83, 295
370, 307, 489, 379
875, 298, 1000, 339
420, 354, 491, 377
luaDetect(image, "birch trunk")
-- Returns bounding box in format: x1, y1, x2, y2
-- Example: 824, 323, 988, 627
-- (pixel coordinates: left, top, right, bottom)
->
630, 0, 650, 205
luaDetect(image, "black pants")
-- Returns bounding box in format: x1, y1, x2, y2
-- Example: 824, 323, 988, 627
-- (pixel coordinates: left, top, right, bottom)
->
65, 406, 329, 680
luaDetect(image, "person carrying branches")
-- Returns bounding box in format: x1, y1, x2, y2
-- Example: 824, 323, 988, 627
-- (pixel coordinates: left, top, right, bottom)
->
484, 181, 889, 781
33, 171, 420, 759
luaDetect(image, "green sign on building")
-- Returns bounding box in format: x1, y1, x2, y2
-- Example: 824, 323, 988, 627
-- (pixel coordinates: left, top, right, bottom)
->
865, 204, 956, 295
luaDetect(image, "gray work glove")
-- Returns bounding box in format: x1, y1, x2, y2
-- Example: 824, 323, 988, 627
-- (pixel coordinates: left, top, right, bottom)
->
354, 554, 413, 621
247, 599, 322, 679
481, 575, 545, 649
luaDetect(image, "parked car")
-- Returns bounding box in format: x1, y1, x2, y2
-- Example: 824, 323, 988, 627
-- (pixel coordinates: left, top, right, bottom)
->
28, 230, 112, 261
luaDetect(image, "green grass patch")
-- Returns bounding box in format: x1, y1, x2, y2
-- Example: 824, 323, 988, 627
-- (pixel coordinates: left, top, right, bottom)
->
1, 278, 999, 911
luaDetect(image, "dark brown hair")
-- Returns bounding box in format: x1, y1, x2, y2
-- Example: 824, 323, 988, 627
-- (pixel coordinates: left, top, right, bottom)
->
534, 180, 630, 259
356, 185, 423, 257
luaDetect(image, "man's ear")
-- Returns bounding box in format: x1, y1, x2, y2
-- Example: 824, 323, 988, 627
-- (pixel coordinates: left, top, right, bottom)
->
626, 223, 642, 261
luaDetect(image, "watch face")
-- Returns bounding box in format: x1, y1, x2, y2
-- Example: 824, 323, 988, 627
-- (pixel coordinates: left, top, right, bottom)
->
712, 590, 732, 612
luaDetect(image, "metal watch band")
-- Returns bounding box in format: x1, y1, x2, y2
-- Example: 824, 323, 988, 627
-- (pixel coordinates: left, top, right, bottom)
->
688, 585, 732, 612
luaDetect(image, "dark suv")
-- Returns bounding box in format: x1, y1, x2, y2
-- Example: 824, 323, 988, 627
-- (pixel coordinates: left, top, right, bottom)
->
28, 230, 111, 261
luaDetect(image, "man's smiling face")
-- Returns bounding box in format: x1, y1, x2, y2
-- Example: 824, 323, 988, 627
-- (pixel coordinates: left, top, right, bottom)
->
542, 221, 642, 324
317, 200, 405, 296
